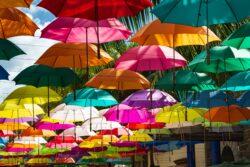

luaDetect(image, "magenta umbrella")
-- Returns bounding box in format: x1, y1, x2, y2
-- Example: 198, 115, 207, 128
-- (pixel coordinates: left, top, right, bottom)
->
36, 122, 75, 131
104, 104, 154, 124
115, 45, 187, 71
41, 17, 131, 43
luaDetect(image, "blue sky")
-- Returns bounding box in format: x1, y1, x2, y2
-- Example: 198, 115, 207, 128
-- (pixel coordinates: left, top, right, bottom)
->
20, 0, 55, 29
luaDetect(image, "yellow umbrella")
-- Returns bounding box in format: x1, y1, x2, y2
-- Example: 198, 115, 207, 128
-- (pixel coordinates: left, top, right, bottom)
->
131, 19, 220, 47
0, 158, 24, 166
4, 86, 62, 105
120, 132, 153, 142
0, 122, 30, 130
79, 141, 109, 149
156, 103, 206, 124
26, 158, 53, 165
0, 0, 33, 8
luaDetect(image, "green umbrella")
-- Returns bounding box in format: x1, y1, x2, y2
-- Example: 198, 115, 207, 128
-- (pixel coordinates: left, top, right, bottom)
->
155, 70, 216, 91
152, 0, 250, 27
189, 46, 250, 73
0, 39, 24, 60
29, 147, 62, 156
221, 71, 250, 91
222, 23, 250, 49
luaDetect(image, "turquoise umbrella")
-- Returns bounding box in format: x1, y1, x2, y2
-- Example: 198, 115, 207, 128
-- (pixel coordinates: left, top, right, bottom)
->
64, 87, 118, 107
155, 69, 216, 91
0, 39, 25, 60
222, 23, 250, 49
189, 46, 250, 73
152, 0, 250, 27
221, 71, 250, 91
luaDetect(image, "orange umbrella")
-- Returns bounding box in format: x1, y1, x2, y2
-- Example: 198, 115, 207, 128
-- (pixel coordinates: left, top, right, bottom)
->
0, 0, 33, 8
0, 8, 38, 38
85, 68, 150, 90
131, 19, 220, 47
204, 105, 250, 123
21, 127, 56, 137
36, 43, 113, 68
0, 122, 30, 130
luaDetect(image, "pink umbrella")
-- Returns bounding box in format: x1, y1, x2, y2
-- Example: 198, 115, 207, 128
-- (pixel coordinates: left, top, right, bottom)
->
115, 45, 187, 72
41, 17, 131, 43
36, 122, 75, 131
104, 104, 154, 124
46, 142, 78, 149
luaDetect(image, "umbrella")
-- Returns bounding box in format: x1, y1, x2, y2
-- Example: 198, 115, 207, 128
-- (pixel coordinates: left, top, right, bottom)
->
64, 87, 118, 107
38, 0, 152, 20
5, 143, 37, 152
222, 23, 250, 49
0, 130, 14, 137
204, 105, 250, 123
131, 19, 220, 47
99, 127, 133, 136
104, 104, 154, 124
26, 158, 53, 165
29, 147, 61, 156
237, 91, 250, 107
120, 132, 153, 142
155, 69, 216, 91
152, 0, 250, 27
115, 45, 187, 71
0, 0, 33, 8
0, 8, 38, 38
50, 136, 83, 144
0, 122, 30, 130
46, 142, 78, 149
138, 128, 171, 135
184, 91, 237, 108
82, 117, 122, 131
126, 122, 165, 130
36, 118, 75, 130
0, 65, 8, 80
36, 43, 113, 68
156, 103, 206, 124
51, 104, 100, 122
122, 89, 176, 108
221, 71, 250, 91
60, 126, 96, 137
0, 39, 25, 60
41, 17, 131, 43
55, 157, 75, 164
0, 80, 23, 103
189, 46, 250, 73
14, 136, 47, 144
85, 68, 150, 90
21, 127, 56, 137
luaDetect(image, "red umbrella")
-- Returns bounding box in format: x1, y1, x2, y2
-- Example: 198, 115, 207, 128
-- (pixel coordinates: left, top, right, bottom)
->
38, 0, 153, 20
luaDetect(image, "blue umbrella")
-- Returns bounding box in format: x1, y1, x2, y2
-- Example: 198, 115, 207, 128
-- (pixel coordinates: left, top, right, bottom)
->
184, 91, 237, 108
237, 91, 250, 107
0, 65, 8, 80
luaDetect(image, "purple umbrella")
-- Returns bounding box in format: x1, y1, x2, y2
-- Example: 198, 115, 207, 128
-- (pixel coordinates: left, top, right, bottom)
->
122, 89, 177, 108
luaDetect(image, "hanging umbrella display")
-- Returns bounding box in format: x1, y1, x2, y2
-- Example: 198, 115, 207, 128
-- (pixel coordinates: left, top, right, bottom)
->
204, 105, 250, 123
222, 23, 250, 49
0, 65, 8, 80
184, 91, 237, 108
85, 68, 150, 90
60, 126, 96, 137
152, 0, 250, 27
115, 45, 187, 71
26, 158, 53, 165
0, 39, 25, 60
64, 87, 118, 107
51, 104, 99, 122
38, 0, 152, 20
0, 80, 23, 103
0, 0, 33, 8
29, 147, 61, 156
14, 136, 47, 144
0, 130, 14, 137
82, 117, 122, 131
0, 122, 30, 130
99, 127, 133, 136
21, 127, 56, 137
126, 122, 165, 130
131, 19, 220, 46
36, 118, 75, 130
156, 103, 206, 124
237, 91, 250, 107
120, 132, 153, 142
0, 8, 38, 38
41, 17, 131, 43
122, 89, 176, 108
5, 143, 37, 152
155, 69, 216, 91
104, 104, 154, 124
138, 128, 171, 135
189, 46, 250, 73
221, 71, 250, 91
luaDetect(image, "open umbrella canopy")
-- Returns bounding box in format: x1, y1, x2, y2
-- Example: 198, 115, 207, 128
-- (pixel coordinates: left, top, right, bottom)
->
156, 103, 206, 124
155, 70, 216, 91
29, 147, 61, 156
85, 68, 150, 90
115, 45, 187, 71
138, 128, 171, 135
0, 39, 25, 60
184, 91, 237, 108
38, 0, 152, 20
0, 122, 30, 130
4, 86, 62, 105
152, 0, 250, 26
99, 127, 133, 136
120, 132, 153, 142
14, 65, 80, 87
222, 23, 250, 49
0, 65, 8, 80
0, 0, 33, 8
36, 118, 75, 130
26, 158, 53, 165
41, 17, 131, 43
0, 8, 38, 38
204, 105, 250, 123
104, 104, 154, 124
14, 136, 47, 144
189, 46, 250, 73
51, 104, 100, 122
36, 43, 113, 68
64, 87, 118, 107
237, 91, 250, 107
131, 19, 220, 46
122, 89, 176, 108
60, 126, 96, 137
0, 80, 23, 103
221, 71, 250, 91
21, 127, 56, 137
82, 117, 122, 131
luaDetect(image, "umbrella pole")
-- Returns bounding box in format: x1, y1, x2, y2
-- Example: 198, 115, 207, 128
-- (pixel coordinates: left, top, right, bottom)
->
47, 78, 50, 117
85, 28, 89, 81
73, 55, 76, 100
206, 0, 210, 64
95, 0, 101, 59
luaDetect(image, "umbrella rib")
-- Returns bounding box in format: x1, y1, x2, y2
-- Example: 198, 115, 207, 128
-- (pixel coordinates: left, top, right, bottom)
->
161, 0, 181, 22
224, 0, 239, 23
196, 0, 203, 26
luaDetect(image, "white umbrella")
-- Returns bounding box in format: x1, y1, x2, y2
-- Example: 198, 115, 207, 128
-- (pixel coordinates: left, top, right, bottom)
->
82, 117, 122, 131
14, 136, 47, 144
0, 80, 24, 103
60, 126, 96, 137
51, 104, 100, 122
